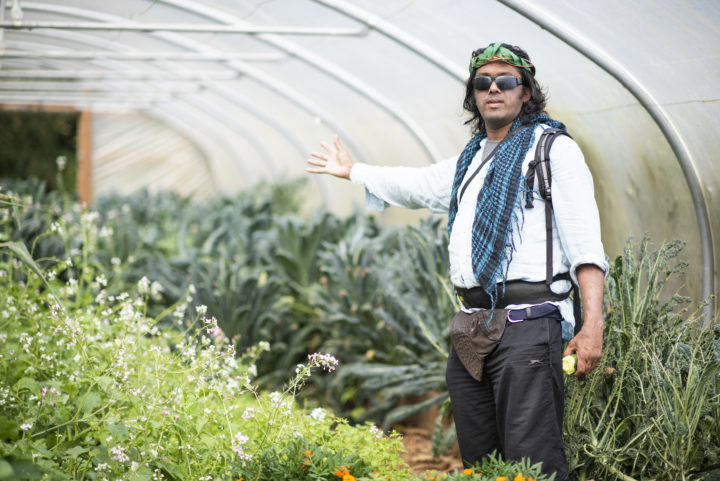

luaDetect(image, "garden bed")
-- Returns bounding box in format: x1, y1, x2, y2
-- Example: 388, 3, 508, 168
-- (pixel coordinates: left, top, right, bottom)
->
1, 179, 719, 480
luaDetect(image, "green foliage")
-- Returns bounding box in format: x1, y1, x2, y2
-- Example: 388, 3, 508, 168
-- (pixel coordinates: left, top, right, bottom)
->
422, 452, 554, 480
3, 178, 720, 481
0, 229, 412, 481
0, 111, 78, 195
563, 237, 720, 480
317, 217, 456, 431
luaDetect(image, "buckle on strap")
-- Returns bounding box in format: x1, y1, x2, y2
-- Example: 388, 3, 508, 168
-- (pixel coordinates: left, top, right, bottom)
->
506, 303, 559, 322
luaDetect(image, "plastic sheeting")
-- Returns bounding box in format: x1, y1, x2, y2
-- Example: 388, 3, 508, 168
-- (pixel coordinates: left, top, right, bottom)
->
1, 0, 718, 314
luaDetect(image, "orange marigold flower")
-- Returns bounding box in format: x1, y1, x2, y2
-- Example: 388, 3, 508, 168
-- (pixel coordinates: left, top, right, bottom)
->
302, 450, 313, 466
514, 475, 526, 481
342, 475, 356, 481
463, 468, 473, 475
334, 466, 350, 478
496, 477, 507, 481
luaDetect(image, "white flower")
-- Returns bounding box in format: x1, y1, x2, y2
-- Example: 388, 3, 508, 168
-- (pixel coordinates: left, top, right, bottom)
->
99, 226, 113, 239
20, 422, 33, 431
81, 211, 100, 226
137, 277, 150, 295
195, 305, 207, 317
310, 408, 326, 422
150, 281, 164, 300
173, 305, 186, 320
241, 407, 255, 420
231, 432, 252, 461
110, 445, 129, 463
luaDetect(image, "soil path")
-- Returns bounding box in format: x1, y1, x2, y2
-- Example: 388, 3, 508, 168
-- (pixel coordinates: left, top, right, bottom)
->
400, 428, 463, 476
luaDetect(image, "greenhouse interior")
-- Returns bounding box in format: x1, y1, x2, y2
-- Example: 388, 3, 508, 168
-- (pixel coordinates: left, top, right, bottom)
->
1, 1, 719, 480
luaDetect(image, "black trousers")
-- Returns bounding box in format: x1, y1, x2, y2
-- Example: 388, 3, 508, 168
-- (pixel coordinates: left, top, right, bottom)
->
445, 312, 568, 480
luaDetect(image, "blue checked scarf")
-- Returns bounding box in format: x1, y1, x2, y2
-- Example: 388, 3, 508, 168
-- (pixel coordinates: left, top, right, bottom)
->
447, 113, 566, 307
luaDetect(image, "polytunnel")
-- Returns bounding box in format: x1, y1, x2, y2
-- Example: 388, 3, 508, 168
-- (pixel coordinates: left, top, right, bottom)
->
1, 0, 718, 320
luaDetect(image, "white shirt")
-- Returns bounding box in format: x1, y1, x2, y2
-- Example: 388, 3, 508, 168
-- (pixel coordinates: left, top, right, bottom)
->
349, 124, 608, 329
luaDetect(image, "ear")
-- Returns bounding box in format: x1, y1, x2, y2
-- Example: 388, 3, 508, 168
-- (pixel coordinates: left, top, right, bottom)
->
522, 86, 531, 103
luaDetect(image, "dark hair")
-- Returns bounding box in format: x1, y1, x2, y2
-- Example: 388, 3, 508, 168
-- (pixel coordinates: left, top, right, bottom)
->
462, 42, 547, 133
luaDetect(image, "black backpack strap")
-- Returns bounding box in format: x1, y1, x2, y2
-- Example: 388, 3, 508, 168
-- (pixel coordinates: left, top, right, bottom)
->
525, 127, 570, 284
524, 128, 583, 334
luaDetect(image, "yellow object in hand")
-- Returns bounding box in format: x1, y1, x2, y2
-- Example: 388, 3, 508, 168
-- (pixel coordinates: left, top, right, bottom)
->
562, 354, 577, 375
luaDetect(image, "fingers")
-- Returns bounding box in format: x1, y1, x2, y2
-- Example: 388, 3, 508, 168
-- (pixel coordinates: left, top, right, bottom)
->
306, 154, 328, 176
563, 339, 601, 377
574, 353, 601, 377
308, 151, 327, 162
306, 158, 326, 167
306, 135, 349, 178
319, 140, 334, 154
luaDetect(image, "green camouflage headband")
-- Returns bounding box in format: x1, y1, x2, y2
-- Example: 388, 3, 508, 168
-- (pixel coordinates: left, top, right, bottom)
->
469, 42, 536, 75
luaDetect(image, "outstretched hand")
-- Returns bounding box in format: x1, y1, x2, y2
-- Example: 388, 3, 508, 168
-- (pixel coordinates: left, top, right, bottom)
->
306, 135, 354, 180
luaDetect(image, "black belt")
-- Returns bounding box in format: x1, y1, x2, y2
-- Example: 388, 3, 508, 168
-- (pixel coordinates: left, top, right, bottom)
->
506, 302, 562, 322
455, 273, 572, 310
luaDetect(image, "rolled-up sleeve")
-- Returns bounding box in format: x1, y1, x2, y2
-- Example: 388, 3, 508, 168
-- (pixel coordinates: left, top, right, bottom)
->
349, 157, 457, 213
549, 136, 609, 283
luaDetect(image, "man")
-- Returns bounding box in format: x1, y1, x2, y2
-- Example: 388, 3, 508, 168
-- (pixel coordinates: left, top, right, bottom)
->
306, 42, 606, 479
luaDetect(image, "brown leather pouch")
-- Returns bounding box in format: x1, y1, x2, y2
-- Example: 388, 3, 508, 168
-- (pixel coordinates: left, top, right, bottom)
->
449, 308, 507, 381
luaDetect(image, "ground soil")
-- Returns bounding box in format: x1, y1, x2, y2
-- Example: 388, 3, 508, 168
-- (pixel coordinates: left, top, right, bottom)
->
399, 427, 463, 476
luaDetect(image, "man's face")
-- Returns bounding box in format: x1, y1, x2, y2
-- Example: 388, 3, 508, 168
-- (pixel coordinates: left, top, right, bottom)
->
473, 61, 530, 132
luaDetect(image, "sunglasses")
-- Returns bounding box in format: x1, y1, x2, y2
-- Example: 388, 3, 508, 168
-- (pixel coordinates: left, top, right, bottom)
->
472, 75, 523, 91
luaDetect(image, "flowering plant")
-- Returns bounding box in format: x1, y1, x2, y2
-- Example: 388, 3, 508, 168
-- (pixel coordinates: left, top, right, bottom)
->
0, 209, 410, 481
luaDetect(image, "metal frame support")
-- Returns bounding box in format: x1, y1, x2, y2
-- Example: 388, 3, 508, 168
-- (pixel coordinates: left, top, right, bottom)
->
497, 0, 716, 324
311, 0, 467, 82
0, 70, 242, 80
18, 2, 372, 168
0, 50, 284, 61
0, 20, 367, 36
159, 0, 444, 162
1, 10, 335, 202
